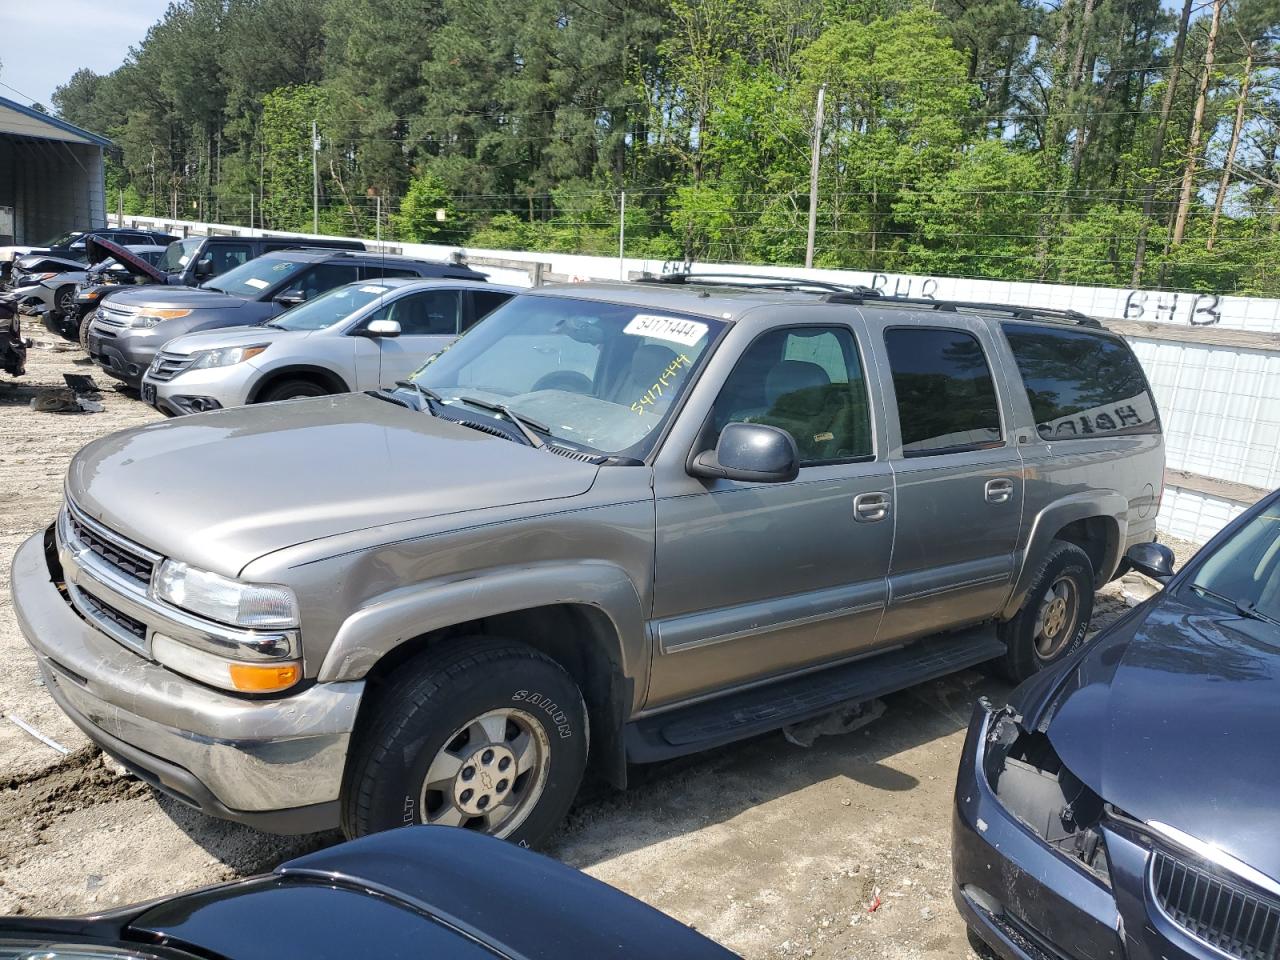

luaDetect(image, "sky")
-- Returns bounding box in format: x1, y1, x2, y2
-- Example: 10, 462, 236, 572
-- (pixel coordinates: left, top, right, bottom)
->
0, 0, 173, 116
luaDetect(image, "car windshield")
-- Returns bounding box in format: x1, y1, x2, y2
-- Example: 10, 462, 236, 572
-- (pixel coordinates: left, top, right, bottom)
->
272, 282, 395, 331
203, 255, 306, 298
411, 295, 723, 459
1189, 500, 1280, 623
39, 231, 81, 247
159, 238, 202, 274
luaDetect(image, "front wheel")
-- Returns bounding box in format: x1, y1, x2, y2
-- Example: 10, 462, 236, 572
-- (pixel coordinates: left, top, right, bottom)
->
341, 640, 588, 847
257, 378, 329, 402
998, 540, 1095, 683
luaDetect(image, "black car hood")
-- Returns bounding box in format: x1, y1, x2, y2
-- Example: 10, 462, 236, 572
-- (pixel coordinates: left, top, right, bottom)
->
1024, 591, 1280, 881
85, 236, 167, 282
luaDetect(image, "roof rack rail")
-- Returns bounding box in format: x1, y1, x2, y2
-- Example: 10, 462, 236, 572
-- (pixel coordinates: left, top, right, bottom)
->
636, 271, 881, 297
824, 292, 1102, 328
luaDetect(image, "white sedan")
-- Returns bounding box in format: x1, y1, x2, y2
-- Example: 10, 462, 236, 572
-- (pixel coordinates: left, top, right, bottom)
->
140, 277, 518, 415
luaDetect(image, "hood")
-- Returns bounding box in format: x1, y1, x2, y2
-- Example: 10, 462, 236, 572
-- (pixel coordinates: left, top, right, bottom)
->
16, 253, 83, 273
86, 236, 167, 283
1030, 590, 1280, 882
66, 392, 599, 576
161, 324, 305, 355
106, 285, 250, 311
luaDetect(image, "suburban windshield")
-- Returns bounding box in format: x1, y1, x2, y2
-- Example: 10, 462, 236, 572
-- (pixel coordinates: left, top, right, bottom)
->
412, 295, 723, 459
272, 281, 394, 331
159, 238, 201, 274
1189, 500, 1280, 623
203, 255, 306, 298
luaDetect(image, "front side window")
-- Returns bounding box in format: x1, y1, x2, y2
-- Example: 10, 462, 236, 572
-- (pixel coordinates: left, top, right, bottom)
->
207, 243, 253, 277
414, 296, 724, 459
1187, 499, 1280, 624
1002, 324, 1160, 440
293, 263, 360, 300
709, 326, 873, 464
270, 282, 397, 331
369, 289, 460, 335
884, 327, 1002, 457
202, 255, 311, 298
159, 238, 201, 274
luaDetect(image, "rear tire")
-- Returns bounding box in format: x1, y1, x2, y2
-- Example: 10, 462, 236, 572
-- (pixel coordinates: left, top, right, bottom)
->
341, 639, 588, 847
998, 540, 1095, 684
257, 378, 329, 402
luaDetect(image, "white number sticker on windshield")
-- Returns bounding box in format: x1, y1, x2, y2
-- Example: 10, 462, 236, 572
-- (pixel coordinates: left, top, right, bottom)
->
244, 277, 269, 289
623, 314, 708, 347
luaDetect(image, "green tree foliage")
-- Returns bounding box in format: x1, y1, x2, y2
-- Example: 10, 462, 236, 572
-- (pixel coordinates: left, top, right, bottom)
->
47, 0, 1280, 294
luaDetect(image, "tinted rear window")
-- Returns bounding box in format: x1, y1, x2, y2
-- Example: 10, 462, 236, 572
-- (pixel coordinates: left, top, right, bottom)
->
884, 327, 1003, 456
1002, 324, 1160, 439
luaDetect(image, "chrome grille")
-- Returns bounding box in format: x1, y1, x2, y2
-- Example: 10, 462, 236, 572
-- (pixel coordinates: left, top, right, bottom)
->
149, 351, 193, 382
95, 304, 132, 327
66, 505, 156, 588
1152, 850, 1280, 960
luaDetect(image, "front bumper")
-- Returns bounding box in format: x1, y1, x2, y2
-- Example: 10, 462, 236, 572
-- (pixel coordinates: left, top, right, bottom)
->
145, 360, 258, 416
10, 528, 361, 833
953, 703, 1238, 960
86, 318, 163, 387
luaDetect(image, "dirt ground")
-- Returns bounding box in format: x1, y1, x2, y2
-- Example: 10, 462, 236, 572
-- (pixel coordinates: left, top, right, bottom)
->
0, 327, 1200, 958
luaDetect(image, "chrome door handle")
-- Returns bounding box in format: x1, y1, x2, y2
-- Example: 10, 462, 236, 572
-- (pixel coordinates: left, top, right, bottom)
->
985, 478, 1015, 504
854, 492, 891, 523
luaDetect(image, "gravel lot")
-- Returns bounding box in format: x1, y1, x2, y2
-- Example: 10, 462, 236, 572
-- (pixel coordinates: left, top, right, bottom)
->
0, 328, 1199, 957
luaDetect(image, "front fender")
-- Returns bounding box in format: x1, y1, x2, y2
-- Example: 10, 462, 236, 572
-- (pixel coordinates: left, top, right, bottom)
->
1001, 491, 1128, 620
317, 560, 647, 708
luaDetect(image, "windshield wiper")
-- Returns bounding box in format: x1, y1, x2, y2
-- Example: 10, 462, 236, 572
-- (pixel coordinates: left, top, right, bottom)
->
261, 320, 285, 329
458, 394, 550, 448
395, 380, 446, 417
1192, 584, 1280, 625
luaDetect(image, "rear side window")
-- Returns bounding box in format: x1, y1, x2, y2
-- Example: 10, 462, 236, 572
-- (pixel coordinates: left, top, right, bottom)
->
1002, 324, 1160, 439
361, 265, 421, 280
884, 328, 1003, 457
469, 290, 514, 329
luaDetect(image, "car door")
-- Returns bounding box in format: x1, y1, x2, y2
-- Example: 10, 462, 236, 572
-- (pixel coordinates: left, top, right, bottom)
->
866, 318, 1025, 642
365, 288, 463, 387
647, 319, 895, 709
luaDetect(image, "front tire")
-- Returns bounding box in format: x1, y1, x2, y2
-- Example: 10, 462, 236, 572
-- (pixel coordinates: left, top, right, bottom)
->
257, 378, 329, 402
998, 540, 1094, 683
341, 640, 588, 847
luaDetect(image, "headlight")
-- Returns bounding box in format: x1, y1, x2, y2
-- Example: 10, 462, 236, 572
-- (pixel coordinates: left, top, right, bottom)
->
188, 344, 269, 370
127, 307, 192, 328
33, 272, 58, 282
153, 559, 299, 628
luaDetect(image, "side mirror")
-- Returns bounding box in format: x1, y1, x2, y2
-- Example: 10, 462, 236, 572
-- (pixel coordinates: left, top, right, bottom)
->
689, 422, 799, 484
1126, 541, 1176, 582
363, 318, 401, 338
273, 289, 306, 308
194, 257, 214, 278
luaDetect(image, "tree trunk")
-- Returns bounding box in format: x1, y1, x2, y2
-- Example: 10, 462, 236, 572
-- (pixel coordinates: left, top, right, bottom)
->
1171, 0, 1224, 246
1132, 0, 1194, 285
1208, 43, 1253, 250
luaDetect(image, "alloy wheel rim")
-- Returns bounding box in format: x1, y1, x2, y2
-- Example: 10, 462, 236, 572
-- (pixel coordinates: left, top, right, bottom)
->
1033, 575, 1079, 660
419, 707, 550, 837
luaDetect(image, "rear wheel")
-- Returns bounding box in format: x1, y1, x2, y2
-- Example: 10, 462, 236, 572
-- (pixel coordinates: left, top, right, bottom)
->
257, 378, 329, 402
998, 540, 1094, 683
341, 640, 588, 847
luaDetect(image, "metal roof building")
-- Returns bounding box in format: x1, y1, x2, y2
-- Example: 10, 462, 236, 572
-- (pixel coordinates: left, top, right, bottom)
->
0, 95, 110, 246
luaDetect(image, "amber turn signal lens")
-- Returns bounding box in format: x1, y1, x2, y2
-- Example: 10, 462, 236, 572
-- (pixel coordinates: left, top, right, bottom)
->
229, 661, 301, 692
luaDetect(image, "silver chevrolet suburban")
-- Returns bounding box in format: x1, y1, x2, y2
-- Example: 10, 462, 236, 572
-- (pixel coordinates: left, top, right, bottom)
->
11, 277, 1164, 846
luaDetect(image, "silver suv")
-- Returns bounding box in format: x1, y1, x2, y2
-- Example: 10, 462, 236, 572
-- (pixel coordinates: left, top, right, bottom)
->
10, 278, 1164, 846
140, 278, 518, 415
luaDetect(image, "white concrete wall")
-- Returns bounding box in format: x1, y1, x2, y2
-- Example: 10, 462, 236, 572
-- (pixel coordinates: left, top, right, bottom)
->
113, 213, 1279, 543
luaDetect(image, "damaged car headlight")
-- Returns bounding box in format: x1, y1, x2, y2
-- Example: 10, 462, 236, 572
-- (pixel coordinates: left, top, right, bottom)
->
984, 709, 1112, 886
153, 559, 299, 628
188, 344, 269, 370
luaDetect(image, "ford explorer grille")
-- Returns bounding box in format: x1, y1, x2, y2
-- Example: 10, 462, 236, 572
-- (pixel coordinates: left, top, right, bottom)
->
96, 305, 132, 327
68, 507, 156, 588
1152, 850, 1280, 960
149, 351, 192, 382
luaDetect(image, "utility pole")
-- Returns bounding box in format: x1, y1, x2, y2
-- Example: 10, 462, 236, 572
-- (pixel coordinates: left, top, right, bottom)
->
805, 85, 826, 270
618, 190, 626, 280
311, 120, 320, 235
376, 195, 382, 243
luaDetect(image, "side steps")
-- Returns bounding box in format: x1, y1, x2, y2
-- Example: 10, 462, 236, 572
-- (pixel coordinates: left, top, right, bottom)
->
624, 624, 1005, 763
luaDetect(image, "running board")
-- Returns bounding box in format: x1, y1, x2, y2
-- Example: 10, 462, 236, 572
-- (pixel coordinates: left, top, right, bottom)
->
624, 625, 1005, 763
